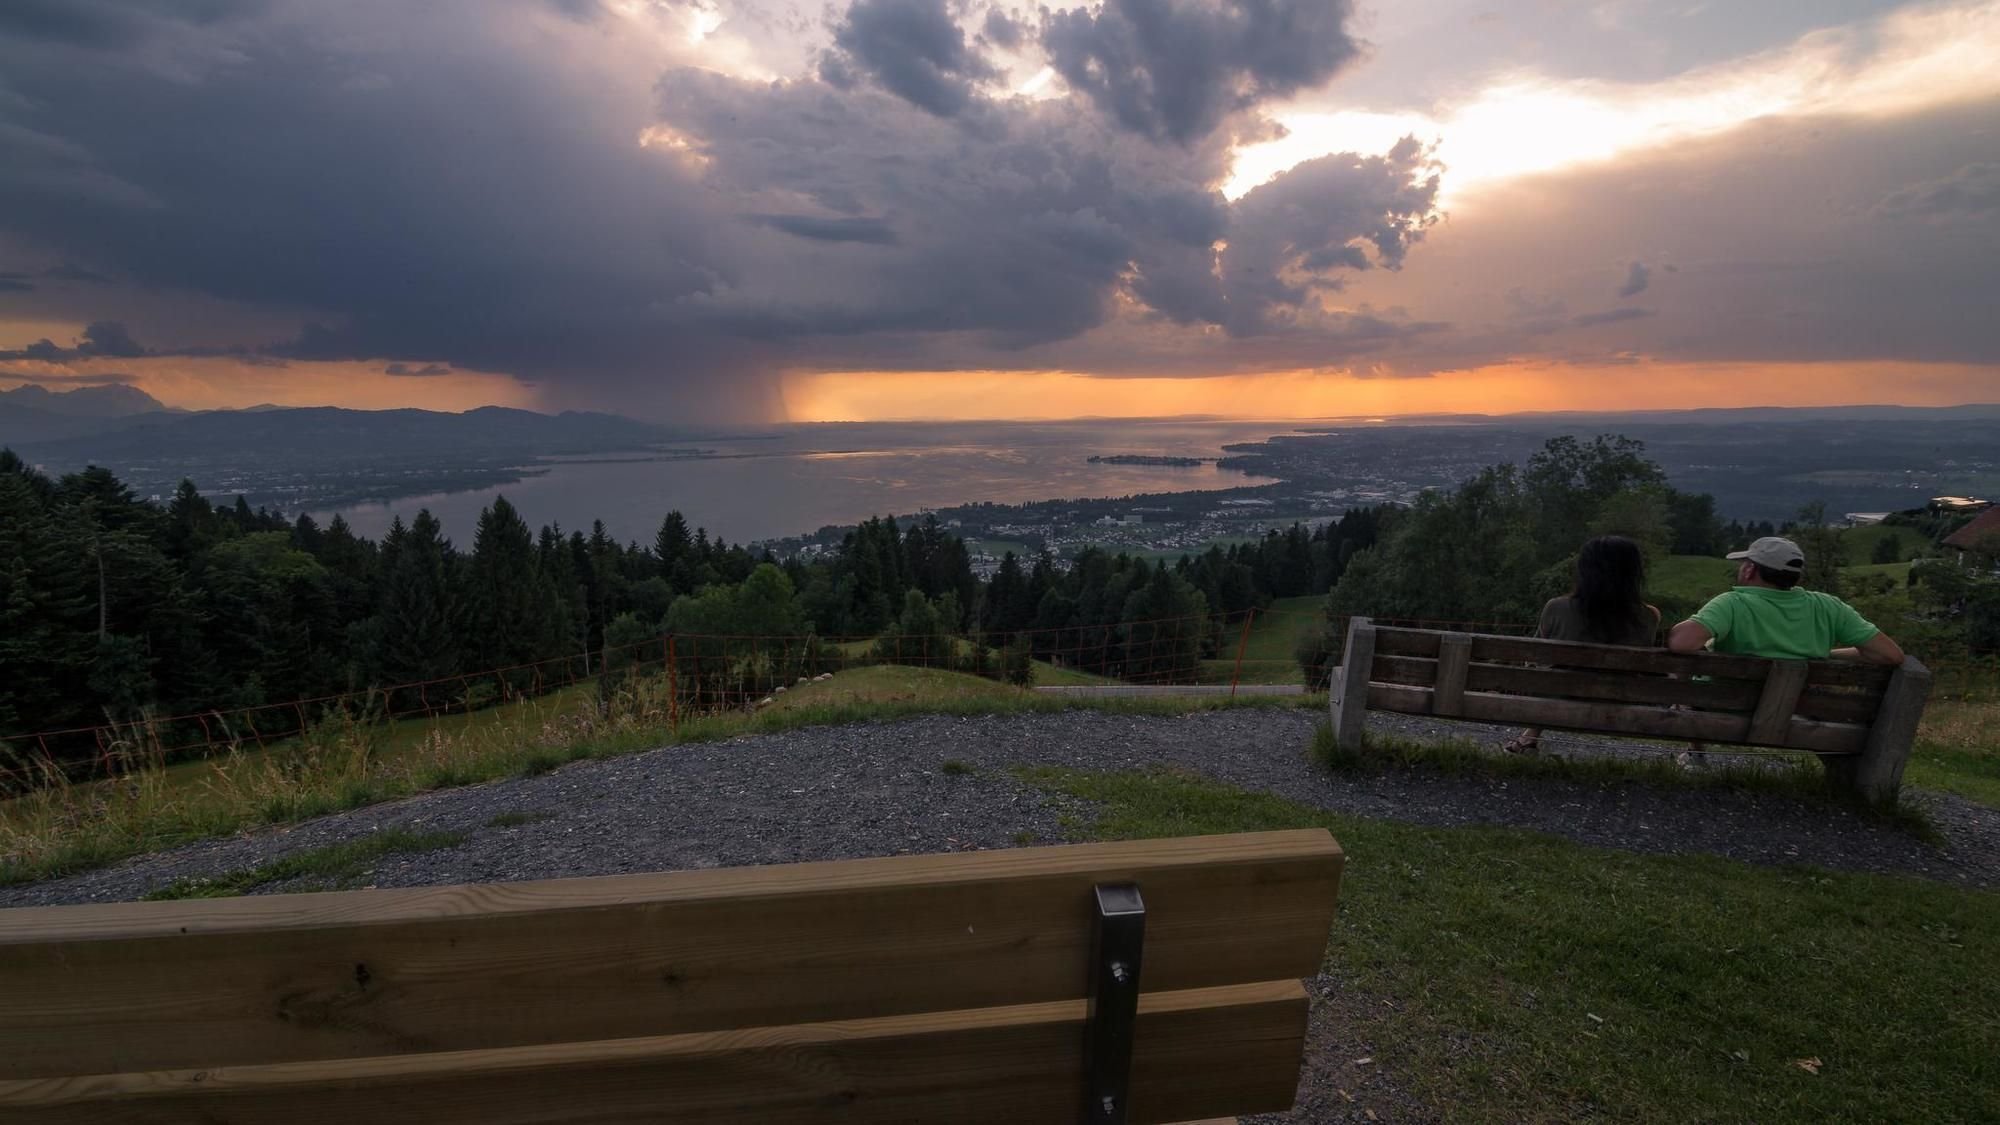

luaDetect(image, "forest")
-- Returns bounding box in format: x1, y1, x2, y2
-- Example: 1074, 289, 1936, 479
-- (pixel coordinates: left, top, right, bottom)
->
0, 448, 1373, 773
7, 434, 1995, 778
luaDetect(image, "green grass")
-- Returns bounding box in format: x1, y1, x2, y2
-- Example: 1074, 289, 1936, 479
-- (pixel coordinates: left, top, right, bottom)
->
1837, 523, 1933, 565
1019, 766, 2000, 1124
1651, 554, 1736, 607
1904, 700, 2000, 808
1031, 659, 1120, 686
143, 828, 466, 901
1191, 597, 1323, 685
763, 664, 1015, 708
1315, 728, 1938, 838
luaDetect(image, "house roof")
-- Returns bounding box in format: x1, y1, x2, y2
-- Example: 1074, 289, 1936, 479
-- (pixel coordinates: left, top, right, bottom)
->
1943, 506, 2000, 551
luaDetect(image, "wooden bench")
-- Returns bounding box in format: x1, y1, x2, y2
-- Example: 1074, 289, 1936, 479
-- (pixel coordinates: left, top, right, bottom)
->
1329, 616, 1933, 804
0, 830, 1343, 1124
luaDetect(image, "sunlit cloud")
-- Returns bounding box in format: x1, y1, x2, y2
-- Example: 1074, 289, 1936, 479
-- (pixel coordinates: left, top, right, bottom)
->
1228, 0, 2000, 202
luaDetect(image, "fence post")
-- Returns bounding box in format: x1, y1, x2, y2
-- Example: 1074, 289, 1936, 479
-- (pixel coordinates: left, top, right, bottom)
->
1229, 609, 1256, 698
666, 634, 678, 734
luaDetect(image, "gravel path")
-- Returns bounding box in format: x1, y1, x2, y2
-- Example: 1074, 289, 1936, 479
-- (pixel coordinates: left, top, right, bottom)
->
5, 708, 1994, 1123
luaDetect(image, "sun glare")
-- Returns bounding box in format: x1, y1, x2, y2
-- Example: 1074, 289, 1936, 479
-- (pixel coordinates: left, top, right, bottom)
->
1226, 0, 2000, 202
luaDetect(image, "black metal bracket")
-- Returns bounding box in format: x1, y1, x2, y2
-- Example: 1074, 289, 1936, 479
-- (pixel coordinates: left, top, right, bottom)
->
1083, 882, 1145, 1125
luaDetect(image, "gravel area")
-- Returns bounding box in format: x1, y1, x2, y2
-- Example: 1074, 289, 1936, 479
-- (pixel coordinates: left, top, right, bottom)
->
6, 708, 1994, 1123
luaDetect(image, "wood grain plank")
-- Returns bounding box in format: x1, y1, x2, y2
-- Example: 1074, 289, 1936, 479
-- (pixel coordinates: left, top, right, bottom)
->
1466, 635, 1771, 681
1373, 656, 1764, 712
0, 833, 1341, 1080
0, 983, 1308, 1125
1432, 635, 1471, 717
1366, 684, 1867, 754
1370, 628, 1440, 659
1846, 657, 1934, 804
1793, 687, 1882, 725
1331, 620, 1375, 751
1747, 661, 1809, 745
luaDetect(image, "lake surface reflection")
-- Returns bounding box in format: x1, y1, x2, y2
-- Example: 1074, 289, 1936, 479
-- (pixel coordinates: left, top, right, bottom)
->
323, 419, 1292, 544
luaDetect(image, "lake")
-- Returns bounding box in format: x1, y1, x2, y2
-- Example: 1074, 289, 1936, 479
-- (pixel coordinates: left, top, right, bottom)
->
322, 419, 1291, 545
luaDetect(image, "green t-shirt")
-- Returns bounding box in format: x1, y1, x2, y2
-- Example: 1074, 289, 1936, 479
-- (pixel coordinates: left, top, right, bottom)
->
1691, 586, 1880, 660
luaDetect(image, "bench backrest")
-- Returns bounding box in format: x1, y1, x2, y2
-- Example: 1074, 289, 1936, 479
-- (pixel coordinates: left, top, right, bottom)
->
1335, 618, 1929, 755
0, 830, 1342, 1125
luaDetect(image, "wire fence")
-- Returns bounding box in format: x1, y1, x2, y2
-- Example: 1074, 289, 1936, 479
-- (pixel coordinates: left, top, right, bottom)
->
3, 605, 1995, 794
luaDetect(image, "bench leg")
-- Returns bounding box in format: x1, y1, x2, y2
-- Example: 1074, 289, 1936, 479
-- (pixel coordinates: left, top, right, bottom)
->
1826, 657, 1932, 806
1328, 619, 1375, 752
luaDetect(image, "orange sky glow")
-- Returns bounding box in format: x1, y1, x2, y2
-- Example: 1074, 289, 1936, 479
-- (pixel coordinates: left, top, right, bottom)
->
781, 361, 2000, 422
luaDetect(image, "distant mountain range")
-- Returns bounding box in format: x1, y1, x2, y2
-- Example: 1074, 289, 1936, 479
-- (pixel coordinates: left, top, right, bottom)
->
1296, 403, 2000, 429
0, 383, 176, 443
0, 386, 672, 466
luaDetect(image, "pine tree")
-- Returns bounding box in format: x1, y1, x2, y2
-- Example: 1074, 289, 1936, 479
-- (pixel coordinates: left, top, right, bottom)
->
377, 511, 461, 703
468, 497, 558, 690
655, 511, 693, 593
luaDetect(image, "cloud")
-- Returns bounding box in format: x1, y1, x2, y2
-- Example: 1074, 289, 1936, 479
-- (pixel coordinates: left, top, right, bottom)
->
42, 263, 113, 283
654, 65, 1437, 363
1616, 260, 1650, 297
1041, 0, 1362, 144
1572, 306, 1654, 327
1876, 162, 2000, 220
980, 8, 1024, 50
0, 370, 142, 387
77, 320, 146, 357
0, 320, 146, 360
383, 362, 452, 376
0, 277, 32, 293
747, 214, 900, 245
825, 0, 998, 118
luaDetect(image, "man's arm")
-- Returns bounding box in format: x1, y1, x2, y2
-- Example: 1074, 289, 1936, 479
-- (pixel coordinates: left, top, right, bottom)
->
1831, 632, 1906, 666
1667, 619, 1713, 653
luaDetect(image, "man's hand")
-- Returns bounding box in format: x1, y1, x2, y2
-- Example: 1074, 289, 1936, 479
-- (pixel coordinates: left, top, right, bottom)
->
1667, 619, 1713, 654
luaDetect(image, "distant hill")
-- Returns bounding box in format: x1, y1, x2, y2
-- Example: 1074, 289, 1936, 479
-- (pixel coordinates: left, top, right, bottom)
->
0, 382, 168, 418
0, 384, 173, 445
7, 404, 672, 467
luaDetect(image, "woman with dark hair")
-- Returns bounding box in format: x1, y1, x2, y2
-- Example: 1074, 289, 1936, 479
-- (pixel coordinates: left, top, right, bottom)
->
1502, 535, 1662, 755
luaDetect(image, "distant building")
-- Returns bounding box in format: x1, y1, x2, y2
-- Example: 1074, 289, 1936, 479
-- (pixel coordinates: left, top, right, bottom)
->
1943, 506, 2000, 563
1120, 514, 1143, 526
1844, 512, 1891, 527
1930, 496, 1993, 514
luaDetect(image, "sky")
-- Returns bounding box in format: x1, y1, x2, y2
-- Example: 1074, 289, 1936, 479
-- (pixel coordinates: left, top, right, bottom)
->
0, 0, 1996, 423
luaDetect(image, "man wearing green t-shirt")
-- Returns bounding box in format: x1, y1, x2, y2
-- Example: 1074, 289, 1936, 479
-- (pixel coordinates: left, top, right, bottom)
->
1667, 536, 1906, 665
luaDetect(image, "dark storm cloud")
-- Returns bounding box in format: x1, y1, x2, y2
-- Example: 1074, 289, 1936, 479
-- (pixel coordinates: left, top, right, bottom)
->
1, 319, 146, 359
1616, 260, 1650, 297
0, 276, 32, 293
1876, 162, 2000, 219
1041, 0, 1362, 144
981, 8, 1024, 49
1571, 306, 1654, 327
77, 320, 145, 356
0, 0, 1435, 412
655, 65, 1435, 354
0, 0, 757, 415
747, 214, 901, 245
827, 0, 998, 118
384, 362, 451, 376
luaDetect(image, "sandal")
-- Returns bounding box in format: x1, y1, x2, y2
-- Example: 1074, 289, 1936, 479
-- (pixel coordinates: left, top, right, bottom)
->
1502, 733, 1541, 756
